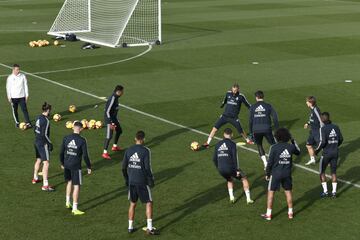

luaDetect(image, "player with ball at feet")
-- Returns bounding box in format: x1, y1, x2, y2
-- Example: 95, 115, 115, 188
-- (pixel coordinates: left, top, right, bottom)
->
213, 128, 254, 204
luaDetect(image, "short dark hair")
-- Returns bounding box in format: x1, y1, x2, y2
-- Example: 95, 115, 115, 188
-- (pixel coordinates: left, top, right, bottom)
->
73, 121, 83, 128
306, 96, 316, 106
13, 64, 20, 68
232, 83, 239, 89
224, 128, 233, 135
42, 102, 52, 112
274, 128, 292, 143
135, 130, 145, 140
114, 85, 124, 92
255, 90, 264, 99
321, 112, 330, 123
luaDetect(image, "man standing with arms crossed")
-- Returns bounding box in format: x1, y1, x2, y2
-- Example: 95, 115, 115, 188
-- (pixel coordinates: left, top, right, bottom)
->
6, 64, 32, 128
60, 121, 92, 215
122, 131, 159, 235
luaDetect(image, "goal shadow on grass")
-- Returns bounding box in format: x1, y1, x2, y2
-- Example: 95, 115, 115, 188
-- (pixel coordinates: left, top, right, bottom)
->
81, 162, 194, 211
338, 137, 360, 167
337, 166, 360, 198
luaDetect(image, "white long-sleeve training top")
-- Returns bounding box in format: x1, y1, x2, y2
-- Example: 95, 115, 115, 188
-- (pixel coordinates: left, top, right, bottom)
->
6, 73, 29, 99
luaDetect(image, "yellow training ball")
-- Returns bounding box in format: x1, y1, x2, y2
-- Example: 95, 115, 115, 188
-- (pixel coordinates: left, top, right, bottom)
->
68, 105, 76, 113
54, 40, 59, 46
53, 114, 62, 122
65, 121, 73, 129
190, 141, 200, 151
19, 122, 27, 130
95, 121, 103, 129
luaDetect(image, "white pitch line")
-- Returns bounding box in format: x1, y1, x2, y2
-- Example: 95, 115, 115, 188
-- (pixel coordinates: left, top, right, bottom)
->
0, 45, 152, 77
0, 62, 358, 189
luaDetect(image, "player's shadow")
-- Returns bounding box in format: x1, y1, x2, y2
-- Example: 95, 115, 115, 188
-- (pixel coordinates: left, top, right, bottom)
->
82, 162, 194, 211
273, 184, 322, 219
155, 180, 245, 230
251, 174, 269, 201
337, 166, 360, 198
56, 102, 105, 117
338, 137, 360, 167
278, 118, 300, 130
146, 124, 208, 149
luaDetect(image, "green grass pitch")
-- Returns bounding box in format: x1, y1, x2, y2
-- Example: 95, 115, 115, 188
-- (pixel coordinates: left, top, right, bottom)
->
1, 0, 360, 239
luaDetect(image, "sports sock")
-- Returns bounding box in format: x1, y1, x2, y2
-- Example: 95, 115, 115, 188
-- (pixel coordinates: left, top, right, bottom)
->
66, 196, 71, 205
103, 150, 108, 154
147, 219, 153, 230
128, 220, 134, 230
288, 208, 293, 214
207, 137, 212, 145
266, 208, 272, 216
73, 202, 78, 211
310, 156, 315, 161
33, 173, 38, 180
321, 182, 328, 193
228, 188, 234, 199
43, 179, 49, 187
261, 155, 267, 167
332, 182, 337, 193
245, 190, 251, 201
113, 144, 117, 147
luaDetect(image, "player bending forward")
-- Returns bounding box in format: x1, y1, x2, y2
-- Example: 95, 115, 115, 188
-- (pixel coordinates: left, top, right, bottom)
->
203, 83, 254, 148
249, 90, 279, 169
315, 112, 343, 198
122, 131, 159, 235
32, 102, 54, 191
304, 96, 324, 165
213, 128, 254, 204
60, 121, 92, 215
262, 128, 300, 221
102, 85, 124, 160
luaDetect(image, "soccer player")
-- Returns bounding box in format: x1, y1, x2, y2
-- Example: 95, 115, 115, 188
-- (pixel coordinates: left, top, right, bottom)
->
60, 121, 92, 215
249, 90, 279, 169
203, 83, 253, 148
315, 112, 343, 198
213, 128, 254, 204
261, 128, 300, 221
6, 64, 32, 128
122, 131, 159, 235
32, 102, 54, 191
304, 96, 324, 165
102, 85, 124, 160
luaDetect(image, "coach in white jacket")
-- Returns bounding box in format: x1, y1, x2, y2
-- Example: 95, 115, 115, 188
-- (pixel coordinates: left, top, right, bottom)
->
6, 64, 32, 128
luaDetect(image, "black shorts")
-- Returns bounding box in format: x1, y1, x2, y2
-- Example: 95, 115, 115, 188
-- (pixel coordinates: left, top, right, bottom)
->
64, 168, 83, 185
219, 169, 247, 181
253, 132, 275, 145
319, 155, 338, 174
268, 175, 292, 191
34, 143, 50, 161
214, 115, 243, 134
306, 130, 320, 147
128, 185, 152, 203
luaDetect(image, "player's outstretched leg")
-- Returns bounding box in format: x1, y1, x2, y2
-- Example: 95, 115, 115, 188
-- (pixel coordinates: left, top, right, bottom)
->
112, 122, 122, 152
285, 190, 293, 219
203, 127, 218, 148
305, 144, 316, 165
241, 177, 254, 204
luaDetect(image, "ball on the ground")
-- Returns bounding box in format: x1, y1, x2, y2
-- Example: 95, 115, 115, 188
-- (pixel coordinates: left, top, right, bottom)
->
19, 122, 27, 130
68, 105, 76, 113
88, 119, 96, 129
190, 141, 200, 151
95, 121, 103, 129
81, 119, 88, 129
29, 41, 36, 47
65, 121, 73, 129
54, 40, 59, 46
53, 113, 62, 122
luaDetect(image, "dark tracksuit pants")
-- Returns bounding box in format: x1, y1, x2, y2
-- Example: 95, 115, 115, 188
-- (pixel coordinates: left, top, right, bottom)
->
11, 97, 30, 124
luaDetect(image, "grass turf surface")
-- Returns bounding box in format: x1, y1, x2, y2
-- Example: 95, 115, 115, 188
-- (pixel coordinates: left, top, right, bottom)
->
1, 0, 360, 239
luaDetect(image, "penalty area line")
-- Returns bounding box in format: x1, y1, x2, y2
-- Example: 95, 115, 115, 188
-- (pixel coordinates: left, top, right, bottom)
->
0, 62, 358, 189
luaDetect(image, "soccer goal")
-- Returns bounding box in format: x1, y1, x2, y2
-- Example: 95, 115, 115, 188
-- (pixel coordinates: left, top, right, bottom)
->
48, 0, 161, 48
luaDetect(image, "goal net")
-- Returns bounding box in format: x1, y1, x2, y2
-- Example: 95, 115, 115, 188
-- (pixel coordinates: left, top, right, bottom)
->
48, 0, 161, 48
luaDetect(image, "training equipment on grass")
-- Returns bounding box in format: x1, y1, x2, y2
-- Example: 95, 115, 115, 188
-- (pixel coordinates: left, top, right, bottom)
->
19, 122, 27, 130
47, 0, 162, 48
65, 121, 73, 129
190, 141, 200, 151
81, 119, 89, 129
53, 114, 62, 122
236, 142, 246, 146
95, 120, 103, 129
54, 40, 60, 46
68, 105, 76, 113
88, 119, 96, 129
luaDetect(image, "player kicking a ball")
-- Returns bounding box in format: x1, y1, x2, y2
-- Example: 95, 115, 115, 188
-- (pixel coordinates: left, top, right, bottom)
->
102, 85, 124, 160
203, 83, 254, 148
32, 102, 54, 191
60, 121, 92, 215
122, 131, 159, 235
249, 90, 279, 169
213, 128, 254, 204
304, 96, 324, 165
262, 128, 300, 220
315, 112, 343, 198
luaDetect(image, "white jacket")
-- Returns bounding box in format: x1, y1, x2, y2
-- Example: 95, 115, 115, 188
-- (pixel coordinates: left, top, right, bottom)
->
6, 73, 29, 99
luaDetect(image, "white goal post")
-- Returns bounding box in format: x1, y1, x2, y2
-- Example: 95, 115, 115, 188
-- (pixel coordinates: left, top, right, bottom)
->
48, 0, 161, 48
